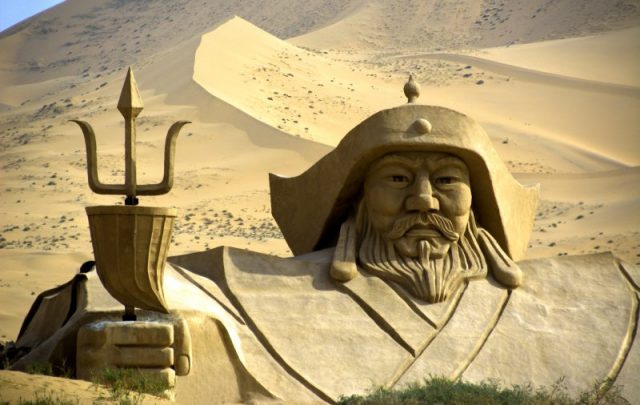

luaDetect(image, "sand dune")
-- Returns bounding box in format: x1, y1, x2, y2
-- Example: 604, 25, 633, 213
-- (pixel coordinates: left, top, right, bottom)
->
518, 167, 640, 262
192, 16, 402, 145
0, 1, 638, 389
290, 0, 640, 51
3, 0, 637, 90
0, 369, 173, 404
407, 56, 640, 166
0, 0, 360, 89
476, 26, 640, 87
406, 53, 639, 97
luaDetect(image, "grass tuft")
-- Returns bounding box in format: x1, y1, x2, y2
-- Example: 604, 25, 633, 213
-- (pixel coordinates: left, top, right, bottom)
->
25, 362, 54, 376
338, 376, 630, 405
12, 389, 78, 405
24, 361, 72, 379
91, 367, 171, 404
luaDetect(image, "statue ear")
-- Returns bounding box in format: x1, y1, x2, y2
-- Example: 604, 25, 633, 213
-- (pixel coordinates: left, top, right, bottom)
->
476, 227, 523, 288
330, 216, 358, 282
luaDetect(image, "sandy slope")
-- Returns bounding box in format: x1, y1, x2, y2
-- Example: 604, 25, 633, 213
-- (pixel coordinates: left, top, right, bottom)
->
2, 0, 638, 90
192, 16, 402, 145
0, 2, 638, 400
518, 168, 640, 261
476, 26, 640, 87
0, 369, 173, 404
290, 0, 640, 51
0, 0, 363, 88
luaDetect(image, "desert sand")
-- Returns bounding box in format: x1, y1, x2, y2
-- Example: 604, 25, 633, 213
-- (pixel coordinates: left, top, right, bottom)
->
0, 0, 639, 402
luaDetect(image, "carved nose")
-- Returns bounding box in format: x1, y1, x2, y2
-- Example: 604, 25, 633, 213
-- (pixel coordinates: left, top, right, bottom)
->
405, 178, 439, 212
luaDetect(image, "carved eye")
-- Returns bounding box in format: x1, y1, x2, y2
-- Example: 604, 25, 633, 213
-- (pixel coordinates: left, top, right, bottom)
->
392, 175, 410, 183
435, 176, 455, 185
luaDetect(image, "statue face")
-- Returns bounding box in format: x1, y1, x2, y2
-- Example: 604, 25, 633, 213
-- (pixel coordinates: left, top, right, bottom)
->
363, 152, 472, 258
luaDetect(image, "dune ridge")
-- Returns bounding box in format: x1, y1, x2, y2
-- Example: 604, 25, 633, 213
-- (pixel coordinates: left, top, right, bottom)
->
404, 53, 640, 98
290, 0, 640, 51
476, 26, 640, 87
192, 16, 403, 145
2, 0, 638, 88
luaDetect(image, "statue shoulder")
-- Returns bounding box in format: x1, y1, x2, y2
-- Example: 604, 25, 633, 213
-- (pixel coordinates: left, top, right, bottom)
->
617, 257, 640, 292
169, 246, 227, 282
517, 251, 636, 289
461, 251, 639, 397
169, 246, 335, 283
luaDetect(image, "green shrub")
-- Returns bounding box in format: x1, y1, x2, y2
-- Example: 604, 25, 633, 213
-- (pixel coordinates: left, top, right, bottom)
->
25, 362, 53, 376
338, 377, 629, 405
91, 367, 171, 404
24, 361, 71, 379
13, 390, 78, 405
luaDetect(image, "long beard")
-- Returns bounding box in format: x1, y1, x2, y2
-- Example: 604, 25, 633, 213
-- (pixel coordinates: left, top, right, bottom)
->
356, 208, 487, 303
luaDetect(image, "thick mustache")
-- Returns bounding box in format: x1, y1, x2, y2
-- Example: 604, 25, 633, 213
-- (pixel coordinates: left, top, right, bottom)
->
385, 212, 459, 241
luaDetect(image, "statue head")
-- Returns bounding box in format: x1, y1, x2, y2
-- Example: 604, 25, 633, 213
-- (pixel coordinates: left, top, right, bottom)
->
269, 78, 539, 302
361, 151, 472, 259
355, 151, 489, 302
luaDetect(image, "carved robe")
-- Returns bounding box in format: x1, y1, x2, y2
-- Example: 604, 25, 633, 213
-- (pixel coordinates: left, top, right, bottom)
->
13, 248, 640, 404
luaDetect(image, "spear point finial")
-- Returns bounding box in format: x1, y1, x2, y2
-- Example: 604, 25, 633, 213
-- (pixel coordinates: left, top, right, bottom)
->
117, 67, 144, 119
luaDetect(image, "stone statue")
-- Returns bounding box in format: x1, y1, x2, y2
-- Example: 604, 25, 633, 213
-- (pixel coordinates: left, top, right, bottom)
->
8, 78, 640, 404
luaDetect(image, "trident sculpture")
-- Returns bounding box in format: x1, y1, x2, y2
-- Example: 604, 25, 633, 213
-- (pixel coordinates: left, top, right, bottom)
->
72, 67, 189, 205
72, 67, 190, 321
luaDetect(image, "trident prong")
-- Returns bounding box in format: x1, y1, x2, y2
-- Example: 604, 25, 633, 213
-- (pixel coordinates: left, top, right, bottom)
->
72, 67, 190, 205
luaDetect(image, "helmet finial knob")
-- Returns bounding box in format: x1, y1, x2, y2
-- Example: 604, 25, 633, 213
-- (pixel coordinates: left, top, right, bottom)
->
404, 73, 420, 103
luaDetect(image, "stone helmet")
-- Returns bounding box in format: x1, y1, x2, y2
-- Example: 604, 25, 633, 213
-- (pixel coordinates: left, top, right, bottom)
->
269, 79, 539, 261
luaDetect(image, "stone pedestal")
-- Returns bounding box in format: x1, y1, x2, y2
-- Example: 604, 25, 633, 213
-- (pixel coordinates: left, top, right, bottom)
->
76, 321, 176, 389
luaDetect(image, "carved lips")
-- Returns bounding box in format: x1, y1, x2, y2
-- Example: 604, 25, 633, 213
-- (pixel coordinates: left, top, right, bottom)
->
386, 212, 459, 242
404, 225, 442, 239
